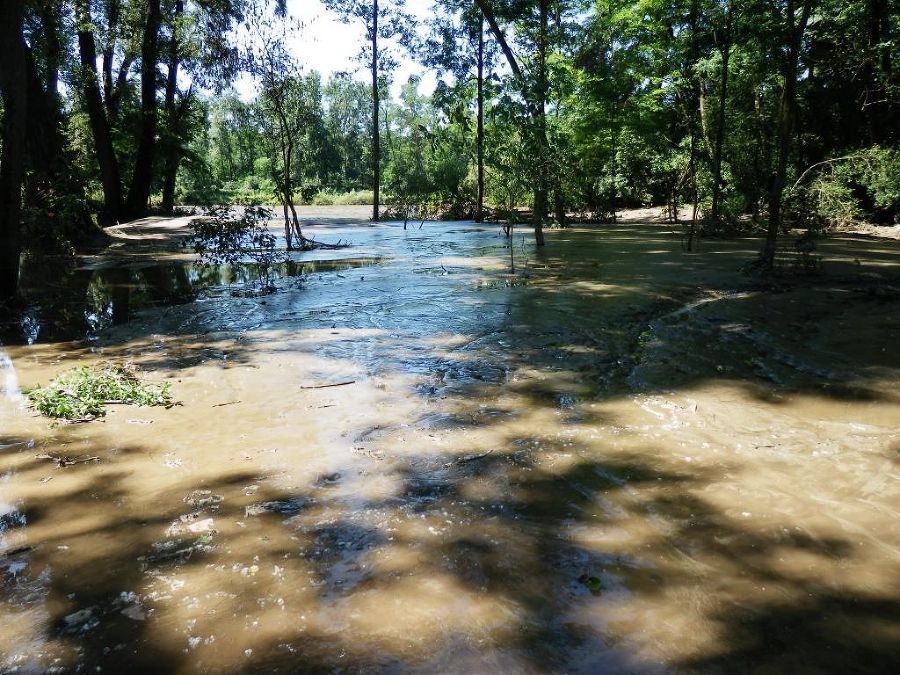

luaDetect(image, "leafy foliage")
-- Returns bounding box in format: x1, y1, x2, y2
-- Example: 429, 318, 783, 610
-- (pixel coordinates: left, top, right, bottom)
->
794, 147, 900, 226
26, 363, 173, 420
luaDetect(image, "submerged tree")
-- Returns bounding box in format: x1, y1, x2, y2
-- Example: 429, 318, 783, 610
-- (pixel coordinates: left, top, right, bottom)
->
242, 6, 317, 250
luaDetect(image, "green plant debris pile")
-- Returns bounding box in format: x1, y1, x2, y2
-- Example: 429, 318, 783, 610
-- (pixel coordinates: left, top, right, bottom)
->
26, 363, 173, 420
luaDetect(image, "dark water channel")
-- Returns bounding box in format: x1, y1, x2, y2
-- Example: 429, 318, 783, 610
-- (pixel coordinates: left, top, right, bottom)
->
2, 257, 379, 346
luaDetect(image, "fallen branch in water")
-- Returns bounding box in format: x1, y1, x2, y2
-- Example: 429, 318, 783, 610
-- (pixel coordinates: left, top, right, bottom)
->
212, 400, 241, 407
299, 380, 356, 389
35, 454, 100, 468
443, 449, 495, 468
298, 236, 351, 251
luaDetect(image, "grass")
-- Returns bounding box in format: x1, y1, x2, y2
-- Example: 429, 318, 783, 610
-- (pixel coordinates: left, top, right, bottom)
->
26, 363, 173, 421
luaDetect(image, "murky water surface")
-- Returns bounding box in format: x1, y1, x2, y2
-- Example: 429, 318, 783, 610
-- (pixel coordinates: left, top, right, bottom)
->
1, 219, 899, 673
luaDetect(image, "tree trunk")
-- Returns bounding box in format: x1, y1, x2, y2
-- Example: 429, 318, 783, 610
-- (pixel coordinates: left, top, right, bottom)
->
532, 0, 549, 247
75, 0, 123, 224
102, 0, 120, 110
475, 14, 485, 223
371, 0, 380, 222
685, 0, 700, 251
161, 0, 185, 215
125, 0, 162, 220
0, 0, 27, 303
710, 1, 732, 222
866, 0, 892, 144
474, 0, 547, 245
763, 0, 814, 269
24, 46, 64, 186
39, 1, 62, 97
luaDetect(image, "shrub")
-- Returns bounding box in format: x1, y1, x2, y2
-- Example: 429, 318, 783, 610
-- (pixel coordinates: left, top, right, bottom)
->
791, 146, 900, 226
311, 190, 374, 206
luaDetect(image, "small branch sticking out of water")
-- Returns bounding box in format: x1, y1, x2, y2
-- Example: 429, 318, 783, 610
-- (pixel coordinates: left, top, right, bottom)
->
299, 380, 356, 390
35, 454, 100, 468
298, 236, 351, 251
443, 449, 495, 468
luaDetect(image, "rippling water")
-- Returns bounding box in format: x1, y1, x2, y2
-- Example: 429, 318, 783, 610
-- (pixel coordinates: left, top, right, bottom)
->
0, 218, 898, 673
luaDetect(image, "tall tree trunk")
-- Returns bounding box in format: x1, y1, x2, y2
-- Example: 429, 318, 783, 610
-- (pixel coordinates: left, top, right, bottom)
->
21, 45, 95, 241
763, 0, 814, 270
552, 0, 566, 227
24, 46, 64, 186
710, 1, 733, 223
371, 0, 380, 222
125, 0, 162, 220
474, 0, 547, 245
685, 0, 700, 251
75, 0, 123, 224
475, 14, 485, 223
39, 1, 61, 97
866, 0, 892, 143
102, 1, 117, 109
532, 0, 549, 246
0, 0, 27, 303
161, 0, 184, 215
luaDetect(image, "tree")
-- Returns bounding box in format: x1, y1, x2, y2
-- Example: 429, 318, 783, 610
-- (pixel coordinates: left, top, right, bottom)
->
424, 2, 495, 222
0, 0, 28, 302
761, 0, 815, 270
323, 0, 413, 222
322, 74, 373, 192
160, 0, 244, 213
472, 0, 575, 245
709, 0, 734, 223
124, 0, 162, 218
242, 6, 317, 249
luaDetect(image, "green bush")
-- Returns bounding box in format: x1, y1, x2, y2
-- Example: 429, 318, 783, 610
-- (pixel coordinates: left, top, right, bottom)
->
796, 146, 900, 226
311, 190, 337, 206
311, 190, 375, 206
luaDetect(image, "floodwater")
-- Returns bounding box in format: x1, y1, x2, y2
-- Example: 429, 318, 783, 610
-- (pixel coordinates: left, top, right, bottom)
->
1, 215, 899, 673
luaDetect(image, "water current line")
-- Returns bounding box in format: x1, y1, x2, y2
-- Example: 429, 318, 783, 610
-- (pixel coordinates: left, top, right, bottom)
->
0, 349, 23, 402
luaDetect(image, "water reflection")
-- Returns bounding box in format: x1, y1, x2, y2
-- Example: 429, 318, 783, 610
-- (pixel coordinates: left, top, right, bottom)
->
1, 257, 378, 345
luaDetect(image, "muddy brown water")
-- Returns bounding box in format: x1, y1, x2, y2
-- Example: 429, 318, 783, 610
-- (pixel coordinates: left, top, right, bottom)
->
1, 219, 899, 673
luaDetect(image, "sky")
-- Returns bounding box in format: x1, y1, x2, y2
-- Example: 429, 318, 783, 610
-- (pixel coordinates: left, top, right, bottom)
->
234, 0, 438, 99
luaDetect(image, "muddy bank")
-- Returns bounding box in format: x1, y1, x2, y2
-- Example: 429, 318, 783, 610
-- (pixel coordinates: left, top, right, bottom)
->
1, 216, 899, 673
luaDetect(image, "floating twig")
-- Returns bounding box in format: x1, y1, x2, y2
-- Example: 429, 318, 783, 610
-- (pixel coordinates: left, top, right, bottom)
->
443, 449, 495, 468
299, 380, 356, 390
35, 454, 100, 468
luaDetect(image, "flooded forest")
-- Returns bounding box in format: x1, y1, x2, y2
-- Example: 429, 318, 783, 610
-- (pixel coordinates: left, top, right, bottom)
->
1, 1, 899, 673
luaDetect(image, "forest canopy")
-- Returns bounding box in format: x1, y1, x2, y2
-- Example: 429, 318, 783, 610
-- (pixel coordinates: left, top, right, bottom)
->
1, 0, 898, 300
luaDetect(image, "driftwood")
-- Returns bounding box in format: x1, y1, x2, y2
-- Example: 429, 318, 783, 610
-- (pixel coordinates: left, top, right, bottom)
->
35, 454, 100, 467
443, 449, 495, 468
299, 380, 356, 390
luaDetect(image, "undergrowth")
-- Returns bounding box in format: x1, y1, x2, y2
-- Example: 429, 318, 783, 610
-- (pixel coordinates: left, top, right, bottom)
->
26, 363, 173, 420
